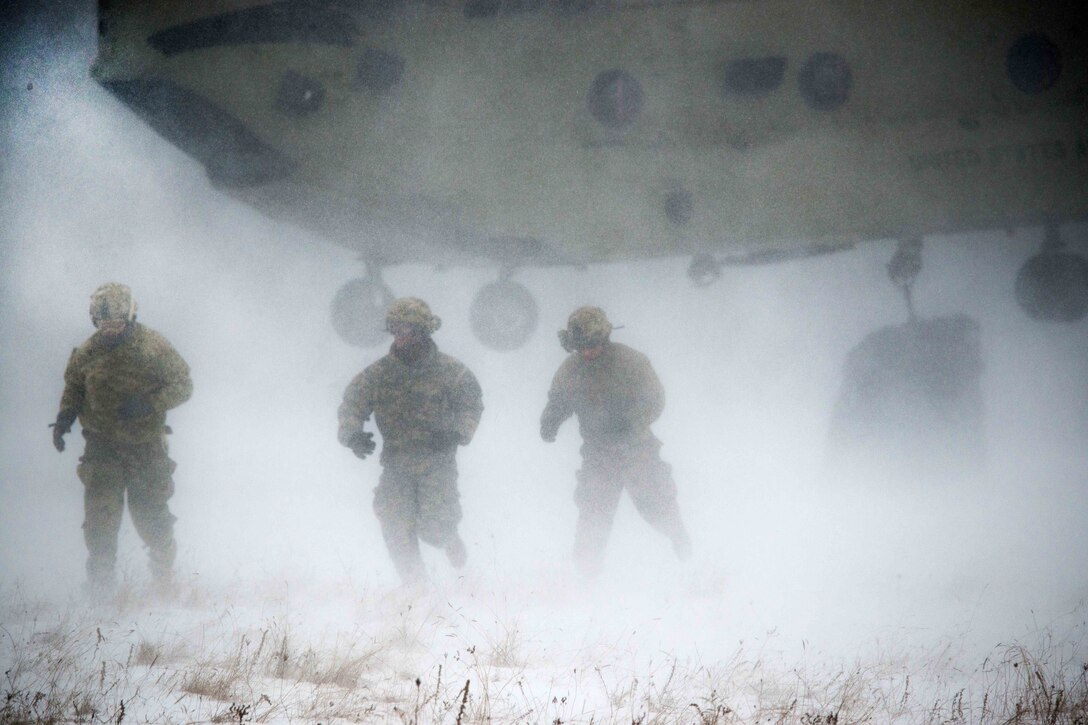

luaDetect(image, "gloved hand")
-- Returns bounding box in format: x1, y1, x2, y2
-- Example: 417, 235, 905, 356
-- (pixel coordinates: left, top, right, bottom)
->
540, 420, 559, 443
50, 409, 77, 452
117, 395, 154, 421
348, 431, 376, 459
429, 429, 463, 450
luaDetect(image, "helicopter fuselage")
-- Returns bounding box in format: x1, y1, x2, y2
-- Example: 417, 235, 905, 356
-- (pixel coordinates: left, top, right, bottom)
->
92, 0, 1088, 269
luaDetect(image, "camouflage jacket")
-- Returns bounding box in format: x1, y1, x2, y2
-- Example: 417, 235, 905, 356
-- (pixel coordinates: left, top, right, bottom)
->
540, 342, 665, 448
338, 339, 483, 464
58, 323, 193, 445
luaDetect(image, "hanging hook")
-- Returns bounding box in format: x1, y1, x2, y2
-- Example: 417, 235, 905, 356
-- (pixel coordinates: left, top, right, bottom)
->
498, 263, 517, 282
1041, 222, 1063, 252
887, 237, 923, 321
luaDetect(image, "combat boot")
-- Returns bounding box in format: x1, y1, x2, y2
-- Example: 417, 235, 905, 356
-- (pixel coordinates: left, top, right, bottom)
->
654, 508, 692, 561
390, 550, 426, 588
150, 571, 178, 602
82, 572, 116, 604
145, 537, 179, 597
444, 535, 468, 569
672, 528, 692, 561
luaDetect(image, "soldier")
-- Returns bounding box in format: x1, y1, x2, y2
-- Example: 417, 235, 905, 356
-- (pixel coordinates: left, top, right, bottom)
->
51, 283, 192, 599
540, 306, 691, 578
338, 297, 483, 586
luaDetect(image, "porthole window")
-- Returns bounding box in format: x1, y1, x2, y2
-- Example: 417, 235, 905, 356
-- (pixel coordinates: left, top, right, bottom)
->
587, 69, 644, 129
1007, 33, 1062, 94
664, 188, 694, 226
798, 52, 852, 111
275, 71, 325, 116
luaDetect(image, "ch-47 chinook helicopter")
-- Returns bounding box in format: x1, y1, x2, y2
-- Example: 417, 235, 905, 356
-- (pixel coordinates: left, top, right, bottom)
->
91, 0, 1088, 355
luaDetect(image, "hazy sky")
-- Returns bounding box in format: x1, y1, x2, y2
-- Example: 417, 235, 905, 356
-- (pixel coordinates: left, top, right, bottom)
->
2, 1, 1086, 671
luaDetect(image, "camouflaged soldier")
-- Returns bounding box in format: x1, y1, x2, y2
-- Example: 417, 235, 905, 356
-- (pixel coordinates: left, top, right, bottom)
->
540, 306, 691, 578
338, 298, 483, 586
52, 283, 192, 599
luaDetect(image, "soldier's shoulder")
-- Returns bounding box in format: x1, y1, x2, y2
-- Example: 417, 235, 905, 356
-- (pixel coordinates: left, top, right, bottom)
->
71, 336, 98, 361
552, 353, 581, 380
353, 353, 396, 383
611, 341, 650, 361
364, 353, 396, 374
435, 351, 474, 376
133, 324, 178, 352
611, 342, 657, 372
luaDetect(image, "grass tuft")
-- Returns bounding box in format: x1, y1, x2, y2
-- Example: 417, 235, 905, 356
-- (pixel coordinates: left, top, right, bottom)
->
1, 579, 1086, 723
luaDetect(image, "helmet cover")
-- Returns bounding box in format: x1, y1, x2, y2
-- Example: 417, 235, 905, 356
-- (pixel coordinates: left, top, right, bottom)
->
559, 305, 612, 351
89, 283, 137, 325
385, 297, 441, 334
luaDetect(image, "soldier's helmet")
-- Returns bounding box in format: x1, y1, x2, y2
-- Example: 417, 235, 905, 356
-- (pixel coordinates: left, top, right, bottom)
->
89, 283, 137, 326
559, 306, 612, 352
385, 297, 441, 334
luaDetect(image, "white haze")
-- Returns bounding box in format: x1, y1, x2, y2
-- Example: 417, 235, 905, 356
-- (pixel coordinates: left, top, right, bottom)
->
1, 2, 1086, 720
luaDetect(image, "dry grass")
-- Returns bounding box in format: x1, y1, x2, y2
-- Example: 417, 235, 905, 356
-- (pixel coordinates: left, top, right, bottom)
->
1, 580, 1086, 724
0, 612, 128, 725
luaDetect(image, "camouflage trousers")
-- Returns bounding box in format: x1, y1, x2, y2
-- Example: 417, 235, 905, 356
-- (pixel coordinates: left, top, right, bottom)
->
373, 450, 462, 583
76, 434, 177, 586
574, 439, 689, 577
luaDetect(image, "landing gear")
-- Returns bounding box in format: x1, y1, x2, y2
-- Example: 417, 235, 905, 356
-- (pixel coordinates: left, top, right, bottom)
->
827, 238, 984, 484
469, 273, 538, 351
329, 264, 538, 350
1014, 224, 1088, 322
885, 236, 923, 321
330, 266, 395, 347
687, 253, 723, 287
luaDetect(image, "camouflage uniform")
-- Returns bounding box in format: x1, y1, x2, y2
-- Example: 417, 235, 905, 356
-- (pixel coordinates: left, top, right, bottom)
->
338, 298, 483, 583
541, 307, 690, 577
54, 284, 192, 593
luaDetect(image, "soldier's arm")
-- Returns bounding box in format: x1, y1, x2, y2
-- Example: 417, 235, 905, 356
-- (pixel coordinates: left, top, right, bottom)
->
54, 348, 84, 449
540, 362, 574, 441
629, 353, 665, 427
451, 367, 484, 445
57, 347, 85, 417
149, 338, 193, 412
338, 371, 374, 447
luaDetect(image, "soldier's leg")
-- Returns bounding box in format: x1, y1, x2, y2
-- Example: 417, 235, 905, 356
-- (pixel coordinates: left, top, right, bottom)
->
572, 464, 624, 578
77, 457, 125, 594
126, 446, 178, 584
624, 451, 691, 560
374, 468, 425, 584
413, 456, 465, 569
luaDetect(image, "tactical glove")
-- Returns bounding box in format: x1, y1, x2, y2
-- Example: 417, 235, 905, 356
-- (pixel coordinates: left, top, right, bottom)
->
50, 409, 77, 452
429, 430, 463, 450
117, 395, 154, 421
348, 431, 376, 459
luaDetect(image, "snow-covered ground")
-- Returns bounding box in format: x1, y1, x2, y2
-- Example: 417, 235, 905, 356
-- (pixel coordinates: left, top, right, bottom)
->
2, 547, 1086, 723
